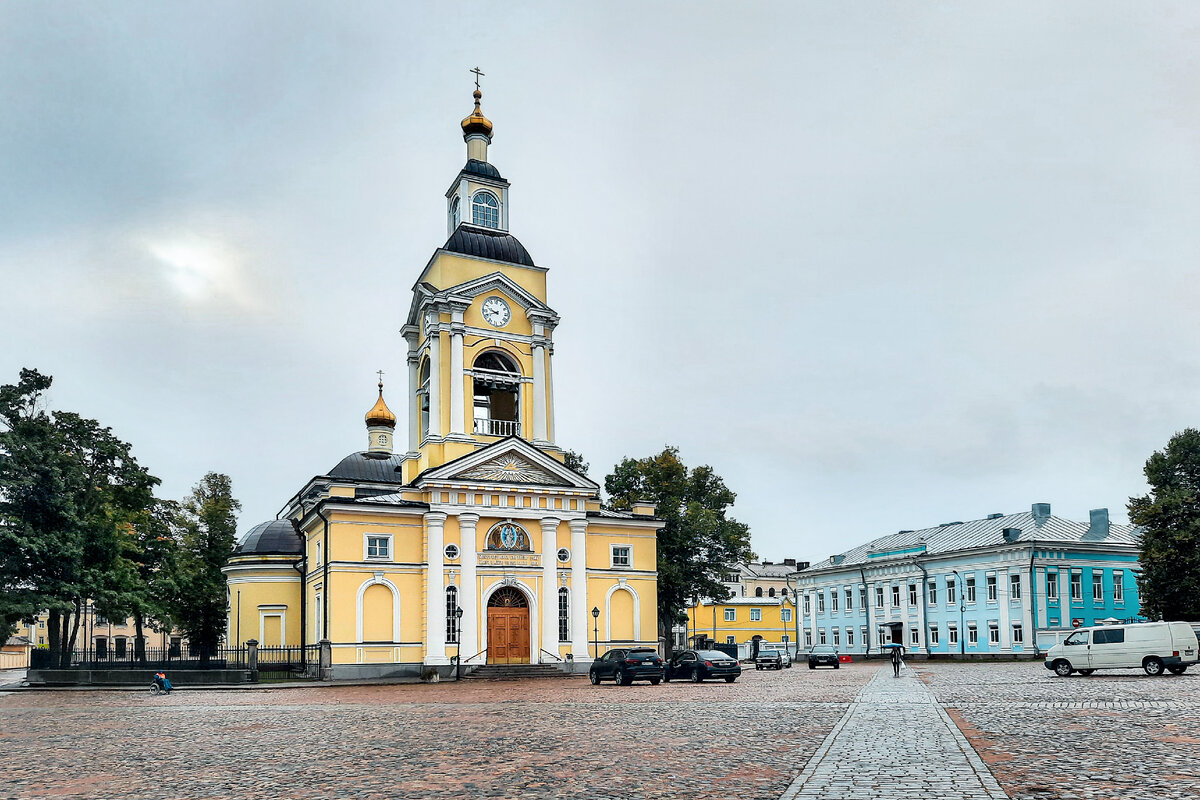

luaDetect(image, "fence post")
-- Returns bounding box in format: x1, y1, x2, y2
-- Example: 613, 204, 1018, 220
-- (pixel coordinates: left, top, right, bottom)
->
246, 639, 259, 679
319, 639, 332, 681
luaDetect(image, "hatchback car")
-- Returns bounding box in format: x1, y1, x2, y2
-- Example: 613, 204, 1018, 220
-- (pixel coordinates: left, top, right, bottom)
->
664, 649, 742, 683
589, 648, 664, 685
807, 644, 840, 669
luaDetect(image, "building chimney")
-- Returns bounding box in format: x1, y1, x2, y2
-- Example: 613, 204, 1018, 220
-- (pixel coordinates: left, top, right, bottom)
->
1086, 508, 1110, 540
1002, 528, 1022, 543
1031, 503, 1051, 522
783, 558, 797, 567
631, 499, 656, 517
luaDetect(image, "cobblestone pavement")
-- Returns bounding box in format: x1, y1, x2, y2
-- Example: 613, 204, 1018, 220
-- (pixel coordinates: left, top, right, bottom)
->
780, 666, 1007, 799
917, 662, 1200, 799
0, 664, 873, 800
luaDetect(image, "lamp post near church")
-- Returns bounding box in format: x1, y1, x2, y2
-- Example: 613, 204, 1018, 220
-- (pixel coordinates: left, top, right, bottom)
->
591, 606, 600, 659
454, 606, 464, 680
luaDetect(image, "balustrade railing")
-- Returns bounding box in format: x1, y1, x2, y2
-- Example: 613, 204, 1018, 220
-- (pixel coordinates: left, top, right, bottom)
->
473, 418, 520, 437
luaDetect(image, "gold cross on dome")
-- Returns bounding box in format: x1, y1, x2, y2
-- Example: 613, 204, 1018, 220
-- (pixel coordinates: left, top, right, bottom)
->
376, 369, 385, 387
470, 66, 485, 90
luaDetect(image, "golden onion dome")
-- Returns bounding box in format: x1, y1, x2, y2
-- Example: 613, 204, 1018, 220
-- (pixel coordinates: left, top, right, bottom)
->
461, 88, 494, 138
365, 381, 396, 428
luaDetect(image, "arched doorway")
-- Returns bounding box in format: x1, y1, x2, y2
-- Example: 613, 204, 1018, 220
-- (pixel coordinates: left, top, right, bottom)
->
487, 586, 530, 664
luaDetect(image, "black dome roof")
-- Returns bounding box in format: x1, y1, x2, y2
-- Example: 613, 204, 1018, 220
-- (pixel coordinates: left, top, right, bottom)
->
463, 159, 503, 180
327, 451, 407, 484
236, 520, 302, 556
444, 225, 535, 267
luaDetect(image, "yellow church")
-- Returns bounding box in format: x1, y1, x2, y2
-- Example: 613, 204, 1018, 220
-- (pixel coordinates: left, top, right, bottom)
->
223, 84, 662, 678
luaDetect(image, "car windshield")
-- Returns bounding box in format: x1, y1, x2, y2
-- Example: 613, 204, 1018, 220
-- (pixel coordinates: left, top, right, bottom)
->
811, 646, 835, 653
697, 650, 730, 660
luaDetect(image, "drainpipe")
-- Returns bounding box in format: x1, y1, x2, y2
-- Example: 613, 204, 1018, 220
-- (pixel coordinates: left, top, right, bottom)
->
291, 517, 307, 659
1029, 547, 1039, 656
785, 574, 802, 658
952, 569, 965, 658
316, 505, 331, 641
858, 566, 871, 657
911, 558, 929, 656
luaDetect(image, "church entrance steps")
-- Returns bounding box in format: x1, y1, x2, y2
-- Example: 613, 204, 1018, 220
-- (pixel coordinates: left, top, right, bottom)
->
464, 663, 574, 680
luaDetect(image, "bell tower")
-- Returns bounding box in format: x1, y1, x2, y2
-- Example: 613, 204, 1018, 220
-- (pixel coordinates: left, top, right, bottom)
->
400, 74, 561, 483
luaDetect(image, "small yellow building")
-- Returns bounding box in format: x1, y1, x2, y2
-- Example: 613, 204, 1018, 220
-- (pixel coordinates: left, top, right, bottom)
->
224, 85, 662, 678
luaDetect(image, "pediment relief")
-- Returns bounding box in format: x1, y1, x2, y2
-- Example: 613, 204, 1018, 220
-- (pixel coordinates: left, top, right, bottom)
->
456, 453, 565, 485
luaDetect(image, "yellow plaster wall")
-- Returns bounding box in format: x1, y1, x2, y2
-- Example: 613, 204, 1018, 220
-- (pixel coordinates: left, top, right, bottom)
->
226, 566, 302, 647
685, 601, 799, 646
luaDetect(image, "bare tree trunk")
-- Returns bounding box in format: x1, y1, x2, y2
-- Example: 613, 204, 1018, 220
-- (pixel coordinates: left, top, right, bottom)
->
133, 612, 146, 664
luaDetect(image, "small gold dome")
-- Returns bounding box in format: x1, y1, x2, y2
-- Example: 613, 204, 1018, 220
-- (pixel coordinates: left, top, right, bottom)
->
365, 381, 396, 428
461, 88, 493, 138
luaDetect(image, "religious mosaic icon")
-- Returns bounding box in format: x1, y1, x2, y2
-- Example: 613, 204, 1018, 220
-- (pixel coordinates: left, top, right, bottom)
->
485, 521, 530, 551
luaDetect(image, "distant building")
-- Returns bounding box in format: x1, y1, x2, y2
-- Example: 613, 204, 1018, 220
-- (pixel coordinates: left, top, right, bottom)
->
795, 503, 1143, 656
676, 559, 809, 654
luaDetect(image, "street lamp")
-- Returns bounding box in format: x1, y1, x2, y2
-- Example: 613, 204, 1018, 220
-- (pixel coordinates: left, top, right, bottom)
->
454, 606, 464, 681
591, 606, 600, 659
951, 569, 966, 657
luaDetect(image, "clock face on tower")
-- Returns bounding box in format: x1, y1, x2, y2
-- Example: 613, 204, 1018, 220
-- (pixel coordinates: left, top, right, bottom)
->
481, 296, 511, 327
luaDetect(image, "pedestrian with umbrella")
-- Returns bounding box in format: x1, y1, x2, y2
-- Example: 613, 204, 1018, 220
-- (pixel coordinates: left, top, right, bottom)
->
884, 642, 904, 677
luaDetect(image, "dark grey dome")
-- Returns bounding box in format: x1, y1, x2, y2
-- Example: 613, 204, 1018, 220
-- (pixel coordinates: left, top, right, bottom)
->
463, 159, 503, 180
444, 225, 535, 267
236, 520, 302, 556
327, 451, 407, 484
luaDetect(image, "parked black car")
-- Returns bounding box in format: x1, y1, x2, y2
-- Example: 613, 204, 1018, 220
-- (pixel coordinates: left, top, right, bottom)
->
589, 648, 664, 685
664, 649, 742, 683
807, 644, 840, 669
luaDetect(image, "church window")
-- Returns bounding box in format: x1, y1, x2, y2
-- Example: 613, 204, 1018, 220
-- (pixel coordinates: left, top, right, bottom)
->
768, 587, 776, 598
471, 190, 500, 228
473, 351, 521, 437
485, 521, 531, 551
611, 545, 631, 568
365, 534, 391, 560
445, 587, 459, 644
418, 359, 431, 439
755, 587, 763, 597
444, 544, 460, 560
557, 547, 570, 563
450, 196, 461, 228
558, 587, 569, 642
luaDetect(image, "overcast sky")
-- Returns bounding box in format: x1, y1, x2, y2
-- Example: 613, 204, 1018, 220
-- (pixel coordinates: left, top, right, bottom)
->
3, 3, 1197, 565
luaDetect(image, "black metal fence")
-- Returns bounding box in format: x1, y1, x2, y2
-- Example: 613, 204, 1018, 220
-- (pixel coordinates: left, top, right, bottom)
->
31, 645, 247, 671
255, 645, 317, 680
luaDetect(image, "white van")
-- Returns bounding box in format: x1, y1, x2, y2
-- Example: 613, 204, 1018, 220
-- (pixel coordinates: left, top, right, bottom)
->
1044, 621, 1199, 677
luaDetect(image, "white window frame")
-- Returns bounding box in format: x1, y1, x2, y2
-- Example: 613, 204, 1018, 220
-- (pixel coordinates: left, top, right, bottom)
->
818, 628, 827, 645
927, 579, 937, 606
846, 627, 855, 646
875, 586, 884, 608
831, 591, 839, 612
948, 625, 959, 645
1113, 570, 1124, 603
1047, 572, 1059, 601
750, 608, 762, 622
946, 578, 957, 605
986, 574, 997, 602
891, 584, 901, 607
817, 592, 825, 613
725, 635, 736, 645
724, 608, 735, 622
845, 588, 853, 610
804, 630, 812, 648
908, 583, 918, 607
966, 576, 977, 604
471, 190, 501, 228
988, 622, 1000, 646
929, 625, 939, 645
910, 627, 919, 645
967, 624, 979, 645
803, 595, 810, 615
832, 628, 840, 647
1070, 570, 1083, 602
1012, 623, 1023, 644
1093, 570, 1104, 602
610, 544, 632, 569
364, 533, 393, 561
1009, 573, 1021, 602
781, 608, 793, 623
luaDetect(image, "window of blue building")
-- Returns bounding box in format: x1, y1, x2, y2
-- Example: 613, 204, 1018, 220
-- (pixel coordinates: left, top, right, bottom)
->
1070, 570, 1082, 602
928, 580, 937, 606
930, 625, 939, 645
986, 574, 997, 602
817, 592, 825, 613
1047, 571, 1058, 601
1113, 570, 1124, 604
845, 588, 854, 610
966, 576, 977, 603
891, 585, 900, 607
967, 623, 978, 645
947, 578, 957, 605
875, 587, 884, 608
831, 591, 838, 612
1092, 571, 1104, 602
1010, 574, 1021, 602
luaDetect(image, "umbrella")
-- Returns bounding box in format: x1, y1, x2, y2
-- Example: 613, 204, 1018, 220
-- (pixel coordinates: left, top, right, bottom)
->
881, 642, 903, 648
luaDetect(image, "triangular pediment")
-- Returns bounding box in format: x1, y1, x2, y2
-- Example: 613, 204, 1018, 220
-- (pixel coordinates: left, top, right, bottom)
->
415, 437, 597, 491
405, 272, 555, 328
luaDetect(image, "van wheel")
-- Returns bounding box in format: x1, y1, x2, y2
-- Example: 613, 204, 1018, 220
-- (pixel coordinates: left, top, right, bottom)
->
1078, 669, 1095, 676
1143, 657, 1165, 676
1053, 660, 1073, 677
1167, 665, 1187, 675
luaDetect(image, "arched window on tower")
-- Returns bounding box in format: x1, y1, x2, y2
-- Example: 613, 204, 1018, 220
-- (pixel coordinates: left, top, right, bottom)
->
418, 359, 431, 439
450, 196, 461, 229
755, 587, 763, 597
768, 588, 776, 598
445, 586, 459, 644
473, 351, 521, 437
471, 191, 500, 228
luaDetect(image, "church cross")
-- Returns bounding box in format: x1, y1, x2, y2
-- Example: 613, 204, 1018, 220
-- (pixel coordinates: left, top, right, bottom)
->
470, 66, 485, 90
376, 369, 385, 388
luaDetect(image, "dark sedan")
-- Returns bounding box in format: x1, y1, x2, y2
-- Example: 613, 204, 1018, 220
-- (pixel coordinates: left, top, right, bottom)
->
807, 644, 840, 669
664, 649, 742, 683
589, 648, 664, 685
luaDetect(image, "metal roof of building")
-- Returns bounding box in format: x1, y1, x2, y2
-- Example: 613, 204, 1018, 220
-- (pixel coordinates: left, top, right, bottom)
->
803, 506, 1140, 573
235, 519, 302, 556
443, 225, 535, 267
463, 159, 503, 180
326, 451, 407, 484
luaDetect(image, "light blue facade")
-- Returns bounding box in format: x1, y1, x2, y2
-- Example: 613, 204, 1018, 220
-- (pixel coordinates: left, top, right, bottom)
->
794, 504, 1143, 656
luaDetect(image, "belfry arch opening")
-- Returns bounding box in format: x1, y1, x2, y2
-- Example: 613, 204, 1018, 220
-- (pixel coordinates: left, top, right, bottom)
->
473, 351, 521, 437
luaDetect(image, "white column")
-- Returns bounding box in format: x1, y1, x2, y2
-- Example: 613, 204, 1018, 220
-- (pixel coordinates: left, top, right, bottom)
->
540, 518, 559, 662
427, 316, 442, 439
425, 512, 448, 664
545, 345, 556, 442
458, 513, 480, 661
406, 351, 419, 453
1021, 566, 1035, 651
569, 519, 590, 660
449, 306, 466, 436
532, 338, 547, 443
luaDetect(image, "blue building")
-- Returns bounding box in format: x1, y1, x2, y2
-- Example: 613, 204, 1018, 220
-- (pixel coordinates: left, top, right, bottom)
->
794, 503, 1143, 656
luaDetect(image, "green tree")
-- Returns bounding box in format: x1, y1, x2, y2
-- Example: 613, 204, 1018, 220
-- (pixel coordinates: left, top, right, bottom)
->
1129, 428, 1200, 620
0, 369, 158, 667
562, 449, 589, 477
169, 473, 240, 662
118, 500, 183, 663
604, 446, 754, 652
